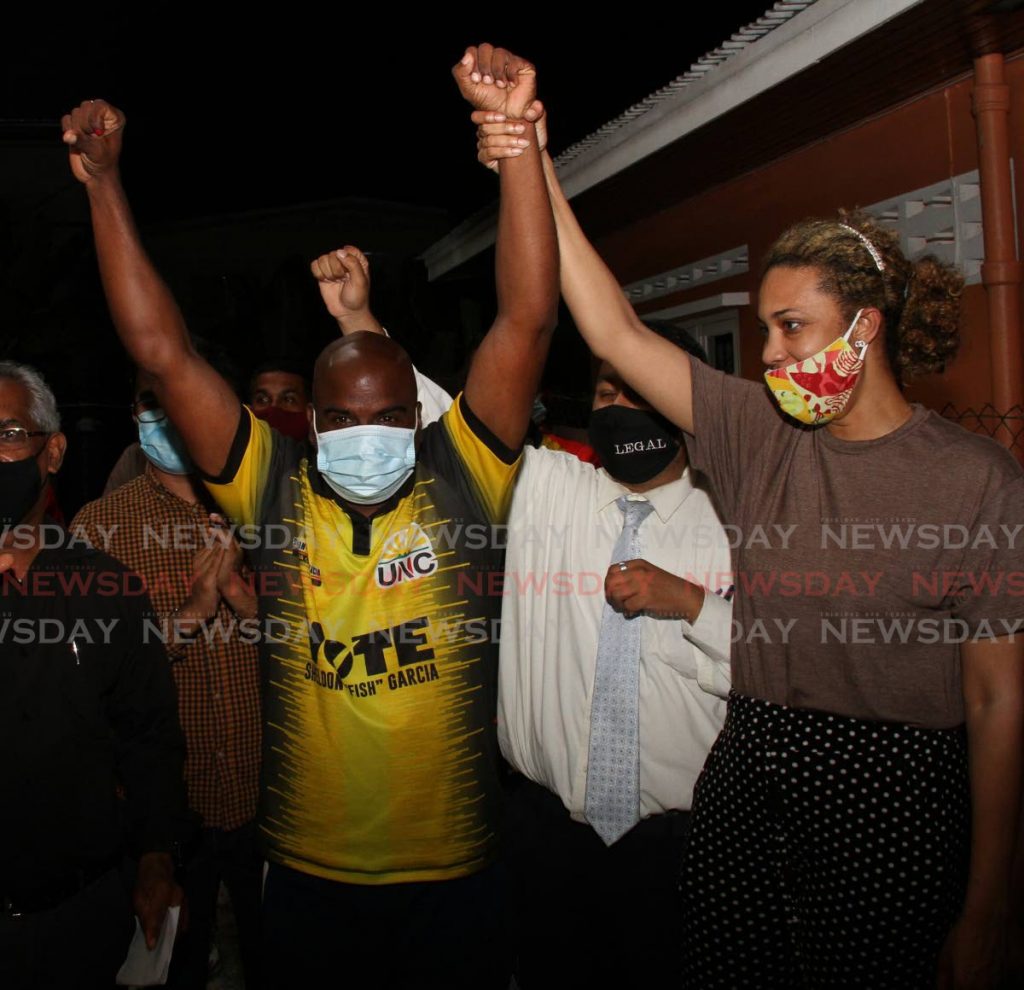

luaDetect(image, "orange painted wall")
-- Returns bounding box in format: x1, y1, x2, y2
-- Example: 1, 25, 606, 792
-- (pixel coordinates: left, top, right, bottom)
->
594, 53, 1024, 414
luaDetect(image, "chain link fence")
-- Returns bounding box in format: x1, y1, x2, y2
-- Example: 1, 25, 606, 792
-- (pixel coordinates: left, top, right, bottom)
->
940, 403, 1024, 464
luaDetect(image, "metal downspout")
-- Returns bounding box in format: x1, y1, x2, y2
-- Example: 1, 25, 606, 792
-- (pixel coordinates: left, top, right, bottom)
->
972, 52, 1024, 454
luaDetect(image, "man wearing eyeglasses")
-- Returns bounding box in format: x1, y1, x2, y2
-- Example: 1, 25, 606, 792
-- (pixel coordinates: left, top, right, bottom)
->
72, 368, 263, 990
0, 360, 189, 988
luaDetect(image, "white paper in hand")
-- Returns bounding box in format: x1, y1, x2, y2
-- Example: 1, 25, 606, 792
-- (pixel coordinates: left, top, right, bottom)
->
115, 905, 179, 986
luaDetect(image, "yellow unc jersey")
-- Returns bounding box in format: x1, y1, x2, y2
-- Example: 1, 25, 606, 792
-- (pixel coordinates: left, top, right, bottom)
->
205, 395, 519, 884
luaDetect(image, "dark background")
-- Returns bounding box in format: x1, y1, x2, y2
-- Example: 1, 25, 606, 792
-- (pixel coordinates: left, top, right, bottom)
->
2, 2, 772, 512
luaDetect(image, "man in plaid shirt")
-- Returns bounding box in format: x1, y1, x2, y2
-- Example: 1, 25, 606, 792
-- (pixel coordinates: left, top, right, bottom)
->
73, 371, 262, 990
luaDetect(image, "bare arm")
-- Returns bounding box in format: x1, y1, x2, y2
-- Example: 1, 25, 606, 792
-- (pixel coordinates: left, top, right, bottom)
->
63, 101, 240, 477
939, 634, 1024, 987
311, 245, 385, 336
542, 153, 693, 432
477, 111, 694, 434
312, 245, 455, 425
454, 46, 559, 450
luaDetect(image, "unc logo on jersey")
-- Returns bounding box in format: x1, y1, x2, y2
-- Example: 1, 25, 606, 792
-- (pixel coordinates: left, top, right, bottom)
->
376, 523, 438, 588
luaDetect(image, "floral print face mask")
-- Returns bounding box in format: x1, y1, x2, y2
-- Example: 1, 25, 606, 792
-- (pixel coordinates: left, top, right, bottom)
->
763, 309, 868, 425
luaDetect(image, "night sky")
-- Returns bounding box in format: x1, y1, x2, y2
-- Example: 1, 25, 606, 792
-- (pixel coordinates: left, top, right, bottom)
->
4, 2, 773, 222
2, 2, 773, 511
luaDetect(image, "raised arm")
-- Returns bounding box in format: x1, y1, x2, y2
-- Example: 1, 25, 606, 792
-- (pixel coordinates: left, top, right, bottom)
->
311, 245, 385, 335
476, 109, 695, 434
63, 100, 240, 477
311, 245, 454, 425
453, 46, 558, 450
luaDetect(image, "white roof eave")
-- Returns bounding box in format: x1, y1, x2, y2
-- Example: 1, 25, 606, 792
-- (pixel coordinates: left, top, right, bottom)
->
422, 0, 925, 281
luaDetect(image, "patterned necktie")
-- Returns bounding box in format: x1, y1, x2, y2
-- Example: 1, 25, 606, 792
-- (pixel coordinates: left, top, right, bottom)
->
585, 494, 654, 845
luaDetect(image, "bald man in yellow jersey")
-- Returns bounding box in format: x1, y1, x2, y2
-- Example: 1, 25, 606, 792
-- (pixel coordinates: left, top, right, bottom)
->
66, 43, 556, 989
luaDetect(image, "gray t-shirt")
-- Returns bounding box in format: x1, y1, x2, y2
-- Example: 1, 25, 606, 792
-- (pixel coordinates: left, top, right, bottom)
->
687, 356, 1024, 728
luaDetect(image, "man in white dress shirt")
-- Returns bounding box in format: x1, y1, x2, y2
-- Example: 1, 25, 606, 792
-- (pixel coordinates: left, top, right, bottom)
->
313, 253, 732, 986
498, 324, 732, 988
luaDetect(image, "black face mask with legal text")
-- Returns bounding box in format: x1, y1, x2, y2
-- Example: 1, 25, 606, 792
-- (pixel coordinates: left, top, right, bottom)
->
587, 405, 680, 484
0, 454, 43, 527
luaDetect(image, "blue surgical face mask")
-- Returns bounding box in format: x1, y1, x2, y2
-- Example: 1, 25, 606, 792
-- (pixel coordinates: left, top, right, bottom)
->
314, 414, 417, 505
136, 410, 193, 476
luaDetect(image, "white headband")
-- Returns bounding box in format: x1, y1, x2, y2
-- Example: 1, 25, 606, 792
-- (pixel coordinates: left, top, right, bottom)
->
838, 223, 885, 273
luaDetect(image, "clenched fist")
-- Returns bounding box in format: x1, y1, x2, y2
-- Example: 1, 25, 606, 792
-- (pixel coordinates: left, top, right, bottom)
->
310, 246, 371, 321
452, 44, 537, 119
61, 99, 125, 184
604, 558, 706, 622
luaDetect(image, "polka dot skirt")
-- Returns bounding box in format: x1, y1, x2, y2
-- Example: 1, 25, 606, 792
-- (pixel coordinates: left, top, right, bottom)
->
680, 693, 969, 989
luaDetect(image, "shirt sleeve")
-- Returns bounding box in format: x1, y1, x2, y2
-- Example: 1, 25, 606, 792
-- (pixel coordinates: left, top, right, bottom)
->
435, 393, 523, 524
682, 591, 733, 698
949, 473, 1024, 638
413, 368, 455, 427
686, 355, 789, 521
201, 406, 278, 527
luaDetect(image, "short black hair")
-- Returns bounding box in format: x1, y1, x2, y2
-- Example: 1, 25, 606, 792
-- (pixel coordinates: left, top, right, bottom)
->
641, 320, 708, 364
248, 357, 311, 397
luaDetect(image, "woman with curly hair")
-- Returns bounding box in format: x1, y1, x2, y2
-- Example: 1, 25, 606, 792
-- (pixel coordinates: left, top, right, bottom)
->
479, 117, 1024, 989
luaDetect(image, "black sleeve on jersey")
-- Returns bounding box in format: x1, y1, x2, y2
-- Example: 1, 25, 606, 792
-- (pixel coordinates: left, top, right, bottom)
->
457, 393, 519, 465
197, 405, 252, 485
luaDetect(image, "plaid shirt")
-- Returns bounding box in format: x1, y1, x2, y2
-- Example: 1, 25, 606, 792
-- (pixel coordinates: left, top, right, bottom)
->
72, 466, 260, 831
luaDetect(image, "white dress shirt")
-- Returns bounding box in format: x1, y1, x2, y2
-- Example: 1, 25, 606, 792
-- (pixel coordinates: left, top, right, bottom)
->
412, 369, 453, 427
498, 446, 733, 820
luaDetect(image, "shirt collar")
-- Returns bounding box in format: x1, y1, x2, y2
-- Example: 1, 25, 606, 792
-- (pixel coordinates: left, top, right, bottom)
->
594, 465, 696, 524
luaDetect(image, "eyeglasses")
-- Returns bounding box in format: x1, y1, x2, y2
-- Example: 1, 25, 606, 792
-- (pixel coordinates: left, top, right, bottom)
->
0, 427, 49, 451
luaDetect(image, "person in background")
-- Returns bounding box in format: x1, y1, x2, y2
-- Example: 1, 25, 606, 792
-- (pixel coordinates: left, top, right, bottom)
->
72, 371, 263, 990
248, 357, 311, 441
0, 360, 188, 989
533, 389, 601, 464
104, 339, 242, 494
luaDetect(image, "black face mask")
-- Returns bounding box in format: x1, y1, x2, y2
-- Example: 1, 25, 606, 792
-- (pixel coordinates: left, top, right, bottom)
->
0, 455, 44, 528
587, 405, 680, 484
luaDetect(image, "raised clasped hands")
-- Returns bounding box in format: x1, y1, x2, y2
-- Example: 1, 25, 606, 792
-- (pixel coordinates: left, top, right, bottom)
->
178, 516, 251, 627
452, 44, 537, 120
472, 103, 548, 172
208, 514, 257, 619
61, 99, 125, 184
